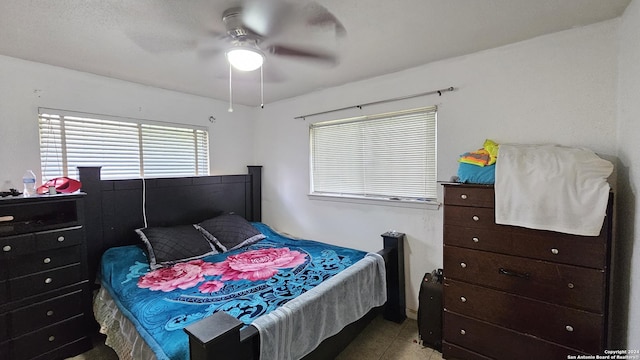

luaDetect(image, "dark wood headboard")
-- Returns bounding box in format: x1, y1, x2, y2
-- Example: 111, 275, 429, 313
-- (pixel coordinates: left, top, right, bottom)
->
78, 166, 262, 283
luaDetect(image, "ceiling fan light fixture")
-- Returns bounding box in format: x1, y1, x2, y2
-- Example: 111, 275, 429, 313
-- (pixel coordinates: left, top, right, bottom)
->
226, 47, 264, 72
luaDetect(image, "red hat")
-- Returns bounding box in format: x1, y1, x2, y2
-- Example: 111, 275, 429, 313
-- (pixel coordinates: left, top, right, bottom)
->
37, 177, 82, 195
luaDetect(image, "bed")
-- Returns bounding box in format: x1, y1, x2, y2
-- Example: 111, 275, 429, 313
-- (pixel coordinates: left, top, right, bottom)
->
78, 166, 406, 360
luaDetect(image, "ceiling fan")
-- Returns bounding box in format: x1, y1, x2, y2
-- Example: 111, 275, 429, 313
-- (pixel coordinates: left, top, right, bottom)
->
209, 1, 346, 72
127, 0, 346, 75
126, 0, 346, 108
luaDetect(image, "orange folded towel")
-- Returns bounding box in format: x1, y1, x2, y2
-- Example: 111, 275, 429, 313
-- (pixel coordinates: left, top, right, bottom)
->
459, 149, 491, 167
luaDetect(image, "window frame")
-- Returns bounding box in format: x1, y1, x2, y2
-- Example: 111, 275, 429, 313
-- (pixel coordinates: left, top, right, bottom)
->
308, 106, 439, 209
38, 108, 210, 181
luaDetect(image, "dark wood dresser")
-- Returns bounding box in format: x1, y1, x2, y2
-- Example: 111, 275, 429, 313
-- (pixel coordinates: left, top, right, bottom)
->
0, 194, 93, 360
441, 184, 613, 360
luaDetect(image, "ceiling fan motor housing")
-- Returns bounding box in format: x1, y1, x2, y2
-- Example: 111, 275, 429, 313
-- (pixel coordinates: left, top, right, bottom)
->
223, 7, 257, 43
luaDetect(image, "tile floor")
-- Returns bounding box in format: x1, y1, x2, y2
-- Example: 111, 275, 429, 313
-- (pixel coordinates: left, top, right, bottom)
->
337, 315, 443, 360
69, 315, 443, 360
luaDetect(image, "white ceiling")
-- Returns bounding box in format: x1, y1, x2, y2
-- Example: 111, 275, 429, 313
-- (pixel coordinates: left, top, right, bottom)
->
0, 0, 631, 107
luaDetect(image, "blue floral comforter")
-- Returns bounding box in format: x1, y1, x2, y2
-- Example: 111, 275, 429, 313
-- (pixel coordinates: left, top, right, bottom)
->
99, 223, 367, 360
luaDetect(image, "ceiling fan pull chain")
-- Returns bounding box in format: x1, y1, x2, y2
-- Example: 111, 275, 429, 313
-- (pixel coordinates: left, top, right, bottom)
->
260, 65, 264, 109
228, 63, 234, 113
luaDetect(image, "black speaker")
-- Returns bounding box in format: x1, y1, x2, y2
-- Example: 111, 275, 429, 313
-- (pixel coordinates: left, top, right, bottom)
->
418, 269, 443, 351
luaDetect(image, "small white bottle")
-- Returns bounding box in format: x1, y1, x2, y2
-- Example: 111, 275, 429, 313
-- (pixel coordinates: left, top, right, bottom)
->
22, 170, 37, 197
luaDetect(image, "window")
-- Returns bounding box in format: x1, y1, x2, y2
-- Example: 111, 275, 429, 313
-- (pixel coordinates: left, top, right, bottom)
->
38, 108, 209, 180
310, 106, 437, 201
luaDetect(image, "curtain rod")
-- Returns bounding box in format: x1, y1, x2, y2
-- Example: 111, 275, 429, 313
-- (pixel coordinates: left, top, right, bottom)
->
294, 86, 454, 120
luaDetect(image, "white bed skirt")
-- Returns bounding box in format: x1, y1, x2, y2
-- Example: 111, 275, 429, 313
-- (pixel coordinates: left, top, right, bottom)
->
94, 287, 158, 360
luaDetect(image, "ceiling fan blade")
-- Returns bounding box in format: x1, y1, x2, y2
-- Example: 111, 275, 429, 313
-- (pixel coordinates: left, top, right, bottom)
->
127, 32, 198, 53
242, 0, 346, 39
196, 31, 229, 59
267, 45, 338, 66
304, 3, 347, 37
241, 0, 292, 37
197, 46, 225, 60
122, 1, 226, 53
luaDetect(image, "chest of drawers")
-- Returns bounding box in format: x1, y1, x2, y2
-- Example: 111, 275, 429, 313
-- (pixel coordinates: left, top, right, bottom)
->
441, 184, 613, 360
0, 194, 93, 360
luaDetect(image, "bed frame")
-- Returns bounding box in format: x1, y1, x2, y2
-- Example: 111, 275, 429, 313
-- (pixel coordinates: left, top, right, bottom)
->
78, 166, 406, 360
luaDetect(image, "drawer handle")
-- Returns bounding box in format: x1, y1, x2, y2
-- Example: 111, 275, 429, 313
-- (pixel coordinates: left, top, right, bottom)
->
472, 237, 479, 243
57, 236, 65, 242
460, 296, 467, 303
460, 262, 467, 268
460, 194, 468, 200
0, 215, 14, 222
567, 283, 575, 289
460, 329, 466, 335
498, 267, 530, 279
565, 325, 574, 332
551, 248, 559, 255
2, 245, 11, 252
45, 277, 53, 284
43, 257, 51, 264
46, 310, 54, 316
48, 335, 55, 342
472, 215, 480, 221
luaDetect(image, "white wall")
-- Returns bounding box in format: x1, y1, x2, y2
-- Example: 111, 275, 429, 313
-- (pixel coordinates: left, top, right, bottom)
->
616, 0, 640, 349
254, 20, 619, 316
0, 55, 256, 190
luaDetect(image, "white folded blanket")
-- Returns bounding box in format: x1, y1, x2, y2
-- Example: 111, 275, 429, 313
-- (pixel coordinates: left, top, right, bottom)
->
495, 144, 613, 236
252, 253, 386, 360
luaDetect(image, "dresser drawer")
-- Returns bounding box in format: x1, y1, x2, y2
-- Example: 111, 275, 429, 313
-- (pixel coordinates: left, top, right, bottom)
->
444, 225, 510, 251
0, 340, 8, 360
0, 280, 6, 303
444, 185, 495, 208
8, 264, 83, 300
35, 227, 83, 251
29, 337, 92, 360
444, 246, 605, 312
0, 227, 81, 259
0, 312, 8, 342
9, 289, 85, 337
443, 279, 604, 354
444, 225, 606, 269
6, 245, 82, 279
442, 340, 492, 360
444, 311, 588, 360
0, 233, 35, 258
444, 206, 503, 230
512, 228, 607, 268
10, 315, 88, 360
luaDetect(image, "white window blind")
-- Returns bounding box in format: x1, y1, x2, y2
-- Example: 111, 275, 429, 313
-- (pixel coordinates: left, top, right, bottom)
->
310, 106, 437, 200
38, 109, 209, 180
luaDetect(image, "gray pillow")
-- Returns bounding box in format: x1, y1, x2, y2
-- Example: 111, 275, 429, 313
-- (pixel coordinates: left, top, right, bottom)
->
136, 225, 218, 269
195, 214, 265, 252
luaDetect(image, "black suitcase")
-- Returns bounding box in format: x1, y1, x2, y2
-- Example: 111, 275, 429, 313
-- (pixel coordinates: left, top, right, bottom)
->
418, 269, 443, 351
